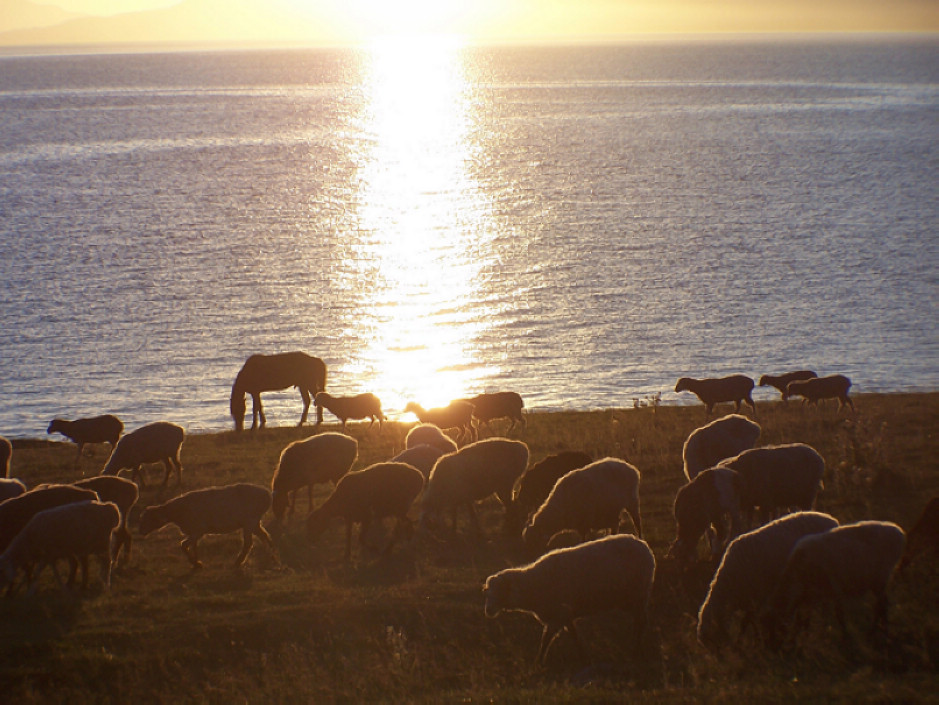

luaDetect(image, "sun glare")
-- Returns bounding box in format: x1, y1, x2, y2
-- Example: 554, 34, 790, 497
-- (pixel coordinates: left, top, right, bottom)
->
344, 0, 472, 38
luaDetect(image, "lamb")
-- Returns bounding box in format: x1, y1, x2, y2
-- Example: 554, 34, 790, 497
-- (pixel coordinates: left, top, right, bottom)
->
696, 511, 839, 648
785, 374, 855, 413
720, 443, 825, 529
675, 375, 756, 417
307, 462, 424, 559
0, 484, 99, 554
420, 438, 529, 535
681, 414, 761, 482
313, 392, 386, 430
765, 521, 906, 644
0, 436, 11, 477
405, 423, 458, 454
522, 458, 642, 554
0, 478, 26, 503
404, 401, 476, 444
484, 534, 656, 665
899, 496, 939, 572
0, 500, 121, 594
391, 444, 447, 481
669, 466, 743, 563
138, 483, 275, 569
461, 392, 525, 433
509, 450, 593, 533
101, 421, 185, 487
47, 414, 123, 469
270, 432, 358, 526
758, 370, 818, 400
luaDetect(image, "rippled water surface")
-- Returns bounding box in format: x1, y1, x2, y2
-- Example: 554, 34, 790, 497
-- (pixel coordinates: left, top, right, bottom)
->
0, 37, 936, 437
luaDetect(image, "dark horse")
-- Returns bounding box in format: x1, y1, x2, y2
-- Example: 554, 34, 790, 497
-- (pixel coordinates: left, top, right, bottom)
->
230, 352, 327, 432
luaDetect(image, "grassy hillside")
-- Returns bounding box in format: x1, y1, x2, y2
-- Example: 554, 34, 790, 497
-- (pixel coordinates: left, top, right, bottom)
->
2, 393, 937, 703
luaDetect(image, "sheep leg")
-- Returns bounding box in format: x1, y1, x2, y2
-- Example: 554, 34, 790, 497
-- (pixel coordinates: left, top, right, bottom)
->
100, 552, 112, 590
235, 529, 254, 567
537, 624, 564, 665
161, 457, 174, 486
299, 388, 311, 426
181, 537, 203, 569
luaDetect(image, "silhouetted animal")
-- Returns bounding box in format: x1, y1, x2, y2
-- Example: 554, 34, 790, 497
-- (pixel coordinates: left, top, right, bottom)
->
758, 371, 818, 400
230, 352, 327, 432
47, 414, 123, 470
675, 375, 756, 417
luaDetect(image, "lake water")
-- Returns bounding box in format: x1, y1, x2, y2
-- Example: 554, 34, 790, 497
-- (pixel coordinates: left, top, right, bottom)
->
0, 36, 936, 438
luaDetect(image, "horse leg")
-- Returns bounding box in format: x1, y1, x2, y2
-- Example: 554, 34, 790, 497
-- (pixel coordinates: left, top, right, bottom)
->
252, 393, 265, 429
299, 388, 311, 426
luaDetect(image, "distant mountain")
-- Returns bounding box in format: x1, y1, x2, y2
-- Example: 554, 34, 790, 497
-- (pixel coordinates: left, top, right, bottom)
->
1, 0, 86, 34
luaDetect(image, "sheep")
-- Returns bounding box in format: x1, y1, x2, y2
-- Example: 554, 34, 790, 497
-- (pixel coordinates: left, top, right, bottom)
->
313, 392, 386, 430
696, 511, 840, 649
522, 458, 642, 554
681, 414, 761, 482
461, 392, 525, 433
391, 444, 446, 481
509, 450, 593, 533
675, 375, 756, 417
758, 370, 818, 400
404, 401, 476, 444
0, 478, 26, 503
0, 484, 100, 555
102, 421, 184, 487
484, 534, 656, 665
765, 521, 906, 645
720, 443, 825, 529
71, 476, 139, 566
307, 462, 424, 559
138, 483, 275, 569
420, 438, 529, 536
270, 432, 358, 526
0, 500, 121, 595
668, 466, 743, 564
899, 496, 939, 572
405, 423, 458, 454
47, 414, 123, 470
0, 436, 10, 477
786, 373, 855, 413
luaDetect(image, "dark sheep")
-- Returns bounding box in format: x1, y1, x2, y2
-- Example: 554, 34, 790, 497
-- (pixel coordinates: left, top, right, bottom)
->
758, 371, 818, 400
675, 375, 756, 417
786, 374, 855, 413
509, 450, 593, 533
313, 392, 386, 430
47, 414, 123, 469
461, 392, 525, 433
101, 421, 185, 487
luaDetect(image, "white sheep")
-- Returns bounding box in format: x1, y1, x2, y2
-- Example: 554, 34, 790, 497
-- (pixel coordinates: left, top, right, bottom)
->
313, 392, 386, 430
460, 392, 525, 433
765, 520, 906, 644
696, 511, 840, 648
391, 444, 446, 481
681, 414, 761, 482
47, 414, 124, 470
720, 443, 825, 528
786, 374, 855, 413
484, 534, 656, 665
510, 450, 593, 533
0, 484, 100, 554
522, 458, 642, 554
0, 478, 26, 503
0, 436, 11, 478
758, 370, 818, 400
675, 375, 756, 417
420, 437, 529, 536
270, 432, 358, 525
405, 423, 458, 454
138, 483, 275, 569
101, 421, 185, 488
306, 461, 424, 559
0, 500, 121, 594
404, 401, 476, 444
669, 466, 742, 563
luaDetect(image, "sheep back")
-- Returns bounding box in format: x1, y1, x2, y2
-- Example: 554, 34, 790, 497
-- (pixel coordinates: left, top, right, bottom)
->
405, 424, 458, 454
682, 414, 761, 481
0, 478, 26, 503
270, 432, 358, 520
675, 375, 755, 412
139, 483, 272, 538
786, 374, 854, 409
47, 414, 123, 446
0, 484, 99, 553
102, 421, 184, 474
511, 450, 593, 530
463, 392, 525, 428
391, 444, 446, 481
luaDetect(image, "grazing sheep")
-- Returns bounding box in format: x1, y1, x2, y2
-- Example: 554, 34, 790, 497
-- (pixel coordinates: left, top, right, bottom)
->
0, 478, 26, 503
270, 432, 358, 525
523, 458, 642, 555
138, 483, 275, 569
0, 500, 121, 594
0, 436, 11, 477
461, 392, 525, 433
675, 375, 756, 417
102, 421, 185, 488
47, 414, 123, 469
420, 438, 529, 536
765, 521, 906, 644
786, 374, 855, 413
509, 451, 593, 533
307, 462, 424, 559
681, 414, 761, 482
72, 476, 139, 566
720, 443, 825, 529
484, 534, 656, 665
696, 511, 840, 649
899, 497, 939, 572
313, 392, 386, 430
405, 424, 458, 454
669, 467, 743, 564
758, 371, 818, 400
391, 444, 446, 481
404, 401, 476, 444
0, 484, 99, 554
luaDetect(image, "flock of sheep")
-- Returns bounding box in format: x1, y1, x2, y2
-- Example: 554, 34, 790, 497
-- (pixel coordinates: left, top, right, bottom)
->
0, 357, 935, 667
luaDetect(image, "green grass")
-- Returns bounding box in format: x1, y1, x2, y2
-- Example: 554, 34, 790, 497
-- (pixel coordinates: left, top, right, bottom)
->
1, 393, 937, 703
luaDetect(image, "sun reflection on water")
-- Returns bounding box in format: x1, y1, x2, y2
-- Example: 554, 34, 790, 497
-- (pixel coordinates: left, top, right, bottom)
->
341, 37, 500, 417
